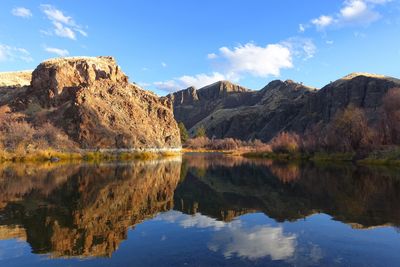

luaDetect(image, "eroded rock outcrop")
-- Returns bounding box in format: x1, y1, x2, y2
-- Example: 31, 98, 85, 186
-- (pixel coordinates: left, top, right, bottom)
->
170, 74, 400, 141
0, 56, 181, 150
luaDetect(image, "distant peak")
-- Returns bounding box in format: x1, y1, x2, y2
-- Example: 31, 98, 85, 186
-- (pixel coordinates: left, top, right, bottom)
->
342, 72, 389, 80
200, 80, 249, 92
262, 79, 315, 92
334, 72, 400, 85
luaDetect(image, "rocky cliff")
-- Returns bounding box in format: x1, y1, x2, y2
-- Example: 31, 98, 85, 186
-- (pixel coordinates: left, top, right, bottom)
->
170, 74, 400, 141
166, 81, 254, 130
0, 56, 181, 150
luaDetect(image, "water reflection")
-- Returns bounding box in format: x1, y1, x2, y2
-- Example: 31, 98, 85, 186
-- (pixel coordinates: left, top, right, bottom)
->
158, 211, 296, 260
0, 159, 181, 257
176, 154, 400, 227
0, 153, 399, 262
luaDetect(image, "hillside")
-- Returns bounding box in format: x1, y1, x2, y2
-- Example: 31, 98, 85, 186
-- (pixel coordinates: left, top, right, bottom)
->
0, 56, 181, 151
170, 74, 400, 141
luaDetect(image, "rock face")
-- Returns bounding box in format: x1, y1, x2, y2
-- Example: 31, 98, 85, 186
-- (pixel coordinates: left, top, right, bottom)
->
167, 81, 256, 130
169, 74, 400, 141
0, 56, 181, 150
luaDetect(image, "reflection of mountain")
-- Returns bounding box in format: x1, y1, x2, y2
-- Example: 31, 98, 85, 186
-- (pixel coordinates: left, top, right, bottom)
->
175, 154, 400, 228
0, 159, 181, 258
1, 154, 400, 259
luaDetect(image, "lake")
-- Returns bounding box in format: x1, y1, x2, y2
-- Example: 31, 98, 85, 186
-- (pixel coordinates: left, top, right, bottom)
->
0, 153, 400, 266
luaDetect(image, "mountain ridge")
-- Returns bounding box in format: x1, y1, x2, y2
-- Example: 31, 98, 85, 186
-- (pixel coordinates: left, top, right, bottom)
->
170, 73, 400, 141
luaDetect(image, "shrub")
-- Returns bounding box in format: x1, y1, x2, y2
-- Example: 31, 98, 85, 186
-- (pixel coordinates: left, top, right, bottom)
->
381, 88, 400, 145
325, 105, 374, 152
34, 122, 76, 150
208, 138, 239, 150
301, 123, 325, 153
247, 139, 272, 152
185, 137, 210, 149
195, 125, 207, 138
269, 132, 301, 153
0, 116, 77, 154
2, 120, 35, 151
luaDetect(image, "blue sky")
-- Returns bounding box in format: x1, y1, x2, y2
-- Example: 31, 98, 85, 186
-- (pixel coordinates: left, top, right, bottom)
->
1, 0, 399, 95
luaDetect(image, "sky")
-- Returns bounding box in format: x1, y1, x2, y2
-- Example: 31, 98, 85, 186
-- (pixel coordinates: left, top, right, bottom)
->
1, 0, 400, 95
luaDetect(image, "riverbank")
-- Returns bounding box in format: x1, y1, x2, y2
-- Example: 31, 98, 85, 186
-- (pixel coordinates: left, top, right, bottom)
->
183, 146, 400, 166
0, 149, 182, 163
241, 149, 400, 166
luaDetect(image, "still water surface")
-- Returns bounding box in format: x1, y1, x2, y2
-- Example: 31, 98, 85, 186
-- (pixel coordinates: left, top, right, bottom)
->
0, 153, 400, 266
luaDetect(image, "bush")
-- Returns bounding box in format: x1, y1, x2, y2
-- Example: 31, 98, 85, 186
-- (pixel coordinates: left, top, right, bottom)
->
2, 120, 35, 151
0, 115, 77, 154
185, 137, 210, 149
34, 122, 76, 150
269, 132, 301, 153
208, 138, 239, 150
195, 125, 207, 138
325, 105, 374, 152
381, 88, 400, 145
301, 123, 325, 153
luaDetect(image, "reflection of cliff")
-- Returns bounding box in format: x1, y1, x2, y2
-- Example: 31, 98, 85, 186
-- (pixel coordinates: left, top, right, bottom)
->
176, 154, 400, 228
0, 163, 78, 208
0, 159, 181, 258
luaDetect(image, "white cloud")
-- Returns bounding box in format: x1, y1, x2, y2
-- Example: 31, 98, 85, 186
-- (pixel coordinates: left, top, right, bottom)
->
209, 225, 296, 260
341, 0, 368, 18
11, 7, 32, 18
312, 15, 334, 28
310, 0, 390, 30
153, 39, 316, 93
154, 72, 226, 92
161, 62, 167, 67
281, 38, 317, 60
216, 43, 293, 78
40, 4, 87, 40
0, 44, 33, 62
299, 24, 306, 33
53, 21, 76, 40
158, 211, 296, 261
44, 47, 69, 57
340, 0, 380, 24
157, 211, 226, 230
179, 72, 226, 88
41, 4, 72, 24
207, 53, 218, 59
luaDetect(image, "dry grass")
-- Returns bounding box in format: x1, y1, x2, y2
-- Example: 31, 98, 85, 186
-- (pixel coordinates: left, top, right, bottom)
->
184, 137, 271, 154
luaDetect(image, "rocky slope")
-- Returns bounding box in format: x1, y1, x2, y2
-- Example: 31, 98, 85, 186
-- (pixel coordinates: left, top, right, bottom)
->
0, 57, 181, 150
169, 74, 400, 141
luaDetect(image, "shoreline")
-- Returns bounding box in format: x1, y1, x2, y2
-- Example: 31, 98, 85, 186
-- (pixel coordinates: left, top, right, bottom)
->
0, 149, 182, 163
1, 147, 399, 166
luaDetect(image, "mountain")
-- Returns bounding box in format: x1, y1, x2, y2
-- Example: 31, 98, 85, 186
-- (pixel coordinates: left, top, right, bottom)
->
0, 56, 181, 150
166, 80, 253, 130
169, 73, 400, 141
